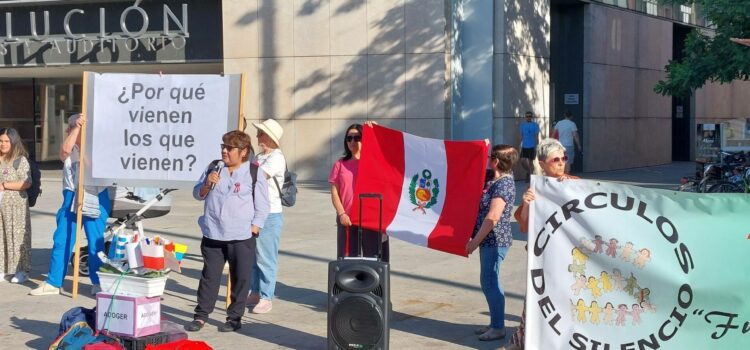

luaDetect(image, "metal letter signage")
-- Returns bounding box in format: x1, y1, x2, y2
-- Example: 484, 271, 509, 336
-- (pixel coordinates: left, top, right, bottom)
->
0, 1, 199, 66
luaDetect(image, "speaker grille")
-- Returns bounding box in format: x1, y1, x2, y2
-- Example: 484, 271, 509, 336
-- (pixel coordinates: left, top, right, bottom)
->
333, 284, 382, 298
370, 285, 383, 298
331, 297, 384, 349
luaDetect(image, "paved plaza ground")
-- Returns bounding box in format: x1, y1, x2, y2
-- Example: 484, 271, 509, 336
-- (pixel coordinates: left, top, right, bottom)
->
0, 162, 693, 349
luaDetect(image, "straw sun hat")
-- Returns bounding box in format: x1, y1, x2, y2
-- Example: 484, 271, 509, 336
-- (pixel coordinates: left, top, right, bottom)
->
252, 119, 284, 147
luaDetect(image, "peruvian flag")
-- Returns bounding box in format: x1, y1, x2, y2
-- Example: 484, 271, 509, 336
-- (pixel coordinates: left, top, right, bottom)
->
350, 125, 489, 257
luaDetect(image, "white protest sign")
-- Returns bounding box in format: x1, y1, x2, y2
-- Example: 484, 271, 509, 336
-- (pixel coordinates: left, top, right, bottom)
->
85, 73, 240, 188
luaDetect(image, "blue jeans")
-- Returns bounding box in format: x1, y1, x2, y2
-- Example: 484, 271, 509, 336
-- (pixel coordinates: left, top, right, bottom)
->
251, 212, 283, 300
480, 245, 510, 329
47, 189, 111, 288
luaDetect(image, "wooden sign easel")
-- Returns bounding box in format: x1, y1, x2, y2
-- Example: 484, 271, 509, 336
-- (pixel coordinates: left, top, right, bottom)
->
225, 73, 247, 309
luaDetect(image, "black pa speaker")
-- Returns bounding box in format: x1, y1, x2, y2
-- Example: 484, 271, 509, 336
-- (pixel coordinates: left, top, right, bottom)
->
327, 259, 390, 350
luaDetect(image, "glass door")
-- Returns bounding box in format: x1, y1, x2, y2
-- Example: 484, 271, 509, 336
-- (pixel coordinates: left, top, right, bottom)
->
40, 83, 82, 161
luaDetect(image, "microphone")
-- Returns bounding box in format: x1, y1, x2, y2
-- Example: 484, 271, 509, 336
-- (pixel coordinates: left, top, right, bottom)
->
210, 161, 225, 190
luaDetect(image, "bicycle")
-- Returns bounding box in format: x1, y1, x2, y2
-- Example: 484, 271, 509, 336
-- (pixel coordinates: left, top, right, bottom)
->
679, 150, 747, 193
706, 166, 750, 193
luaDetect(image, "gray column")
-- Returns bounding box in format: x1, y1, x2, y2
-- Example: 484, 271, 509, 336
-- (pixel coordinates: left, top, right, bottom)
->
451, 0, 495, 141
493, 0, 551, 146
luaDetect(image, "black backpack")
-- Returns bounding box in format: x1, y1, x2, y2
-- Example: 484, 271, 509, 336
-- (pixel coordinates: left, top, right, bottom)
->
13, 157, 42, 207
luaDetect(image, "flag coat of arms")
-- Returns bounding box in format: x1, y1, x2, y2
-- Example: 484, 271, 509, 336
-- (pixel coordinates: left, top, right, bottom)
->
350, 125, 488, 257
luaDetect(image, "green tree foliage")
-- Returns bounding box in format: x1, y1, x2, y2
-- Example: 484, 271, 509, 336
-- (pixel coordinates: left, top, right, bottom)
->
654, 0, 750, 96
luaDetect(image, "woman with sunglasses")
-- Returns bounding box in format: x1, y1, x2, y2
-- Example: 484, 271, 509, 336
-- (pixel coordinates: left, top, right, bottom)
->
246, 119, 286, 314
186, 130, 270, 333
0, 128, 32, 284
509, 138, 578, 349
328, 123, 389, 261
465, 144, 519, 341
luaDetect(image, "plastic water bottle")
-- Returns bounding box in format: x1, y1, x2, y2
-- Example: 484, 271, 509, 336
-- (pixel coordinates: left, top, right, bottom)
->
113, 235, 128, 261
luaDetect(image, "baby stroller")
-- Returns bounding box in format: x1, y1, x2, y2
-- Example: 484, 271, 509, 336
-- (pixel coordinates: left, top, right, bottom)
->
72, 188, 175, 277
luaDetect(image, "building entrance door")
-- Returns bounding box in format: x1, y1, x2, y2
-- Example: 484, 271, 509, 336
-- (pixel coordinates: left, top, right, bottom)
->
671, 24, 693, 161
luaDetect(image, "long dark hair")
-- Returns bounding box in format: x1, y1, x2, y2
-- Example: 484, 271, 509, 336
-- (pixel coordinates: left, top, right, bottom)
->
0, 127, 28, 164
342, 124, 362, 160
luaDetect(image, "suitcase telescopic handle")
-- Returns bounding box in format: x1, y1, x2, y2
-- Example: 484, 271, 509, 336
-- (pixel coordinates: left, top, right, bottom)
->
358, 193, 383, 260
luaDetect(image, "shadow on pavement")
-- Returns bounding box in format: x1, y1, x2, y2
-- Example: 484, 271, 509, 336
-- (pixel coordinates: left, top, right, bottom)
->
236, 322, 327, 349
275, 282, 327, 313
10, 316, 58, 349
392, 311, 516, 349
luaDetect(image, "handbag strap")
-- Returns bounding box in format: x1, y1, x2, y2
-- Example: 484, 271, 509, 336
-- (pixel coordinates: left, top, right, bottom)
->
264, 154, 287, 198
272, 176, 283, 198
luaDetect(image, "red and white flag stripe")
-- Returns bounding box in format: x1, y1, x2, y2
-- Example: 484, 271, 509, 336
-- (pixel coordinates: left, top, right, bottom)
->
350, 125, 488, 257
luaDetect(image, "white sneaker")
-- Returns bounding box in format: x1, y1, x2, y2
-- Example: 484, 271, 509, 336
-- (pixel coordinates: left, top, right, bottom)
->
90, 284, 102, 296
252, 299, 273, 314
0, 273, 7, 282
10, 272, 28, 284
29, 282, 60, 296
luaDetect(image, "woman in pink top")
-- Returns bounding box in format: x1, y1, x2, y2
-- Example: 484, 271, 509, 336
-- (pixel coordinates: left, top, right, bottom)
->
328, 124, 389, 261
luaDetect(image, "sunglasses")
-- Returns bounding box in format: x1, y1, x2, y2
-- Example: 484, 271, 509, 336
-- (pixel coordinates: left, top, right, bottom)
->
547, 156, 569, 163
346, 135, 362, 142
220, 144, 241, 151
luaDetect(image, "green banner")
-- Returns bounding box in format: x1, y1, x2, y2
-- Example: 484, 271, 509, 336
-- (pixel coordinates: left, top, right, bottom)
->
526, 176, 750, 349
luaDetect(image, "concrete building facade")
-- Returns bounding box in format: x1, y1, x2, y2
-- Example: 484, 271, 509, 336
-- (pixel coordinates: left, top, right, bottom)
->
1, 0, 749, 180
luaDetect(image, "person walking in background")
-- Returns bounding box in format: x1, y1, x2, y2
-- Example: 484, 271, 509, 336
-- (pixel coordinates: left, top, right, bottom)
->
186, 130, 270, 333
29, 114, 112, 296
518, 111, 541, 182
0, 128, 32, 284
246, 119, 286, 314
553, 111, 581, 174
329, 123, 389, 261
465, 145, 518, 341
510, 138, 578, 349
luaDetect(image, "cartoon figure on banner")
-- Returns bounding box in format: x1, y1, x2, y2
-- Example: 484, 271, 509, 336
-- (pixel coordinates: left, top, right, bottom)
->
571, 247, 588, 265
587, 276, 602, 298
631, 303, 643, 325
639, 288, 656, 312
606, 238, 619, 258
620, 241, 635, 262
568, 262, 585, 275
616, 304, 629, 326
589, 301, 602, 325
568, 247, 587, 275
580, 238, 595, 252
592, 235, 605, 254
571, 274, 587, 295
633, 248, 651, 268
603, 302, 615, 325
575, 299, 588, 324
612, 268, 624, 291
624, 273, 640, 297
599, 271, 613, 293
409, 169, 439, 214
